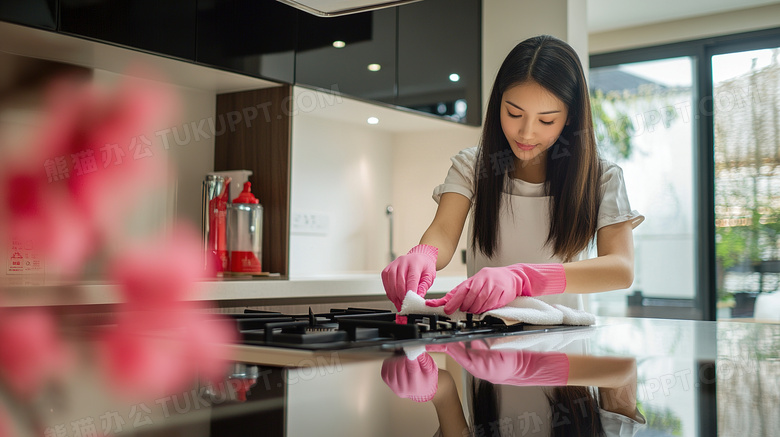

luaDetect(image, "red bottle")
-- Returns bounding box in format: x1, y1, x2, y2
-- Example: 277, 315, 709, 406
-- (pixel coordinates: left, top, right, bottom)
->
207, 176, 231, 273
228, 182, 263, 273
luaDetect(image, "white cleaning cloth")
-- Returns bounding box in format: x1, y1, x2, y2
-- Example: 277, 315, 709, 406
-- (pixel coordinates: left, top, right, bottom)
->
399, 291, 595, 326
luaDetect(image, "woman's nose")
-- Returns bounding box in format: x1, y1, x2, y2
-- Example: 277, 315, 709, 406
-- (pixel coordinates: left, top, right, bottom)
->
517, 119, 532, 138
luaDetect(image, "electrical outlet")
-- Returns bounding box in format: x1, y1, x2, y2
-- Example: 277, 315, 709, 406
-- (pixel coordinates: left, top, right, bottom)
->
291, 212, 330, 235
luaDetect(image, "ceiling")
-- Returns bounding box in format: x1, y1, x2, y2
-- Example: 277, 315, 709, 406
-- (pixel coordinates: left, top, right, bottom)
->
587, 0, 780, 33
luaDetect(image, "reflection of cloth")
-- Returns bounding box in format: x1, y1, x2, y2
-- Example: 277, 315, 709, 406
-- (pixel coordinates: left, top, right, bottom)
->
487, 326, 598, 352
400, 291, 596, 326
432, 146, 645, 311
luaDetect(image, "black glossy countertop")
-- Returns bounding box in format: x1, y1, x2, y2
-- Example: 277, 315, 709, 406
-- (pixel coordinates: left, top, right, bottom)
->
274, 317, 780, 436
11, 317, 780, 437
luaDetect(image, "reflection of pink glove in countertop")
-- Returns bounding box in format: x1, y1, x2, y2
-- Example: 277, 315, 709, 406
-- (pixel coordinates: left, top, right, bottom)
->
381, 349, 438, 402
426, 341, 569, 386
381, 244, 439, 311
426, 263, 566, 315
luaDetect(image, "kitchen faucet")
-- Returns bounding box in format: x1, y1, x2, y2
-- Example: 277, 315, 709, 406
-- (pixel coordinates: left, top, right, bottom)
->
386, 205, 396, 262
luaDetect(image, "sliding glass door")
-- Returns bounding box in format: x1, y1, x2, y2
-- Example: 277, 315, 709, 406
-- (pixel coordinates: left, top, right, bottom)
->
590, 27, 780, 320
588, 57, 697, 319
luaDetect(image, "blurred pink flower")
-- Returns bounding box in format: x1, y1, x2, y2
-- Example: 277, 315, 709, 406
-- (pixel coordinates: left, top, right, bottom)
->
99, 311, 191, 400
184, 309, 238, 384
52, 77, 176, 232
110, 225, 212, 309
99, 307, 236, 400
1, 171, 96, 274
0, 308, 71, 399
0, 71, 178, 276
99, 225, 234, 400
0, 405, 12, 437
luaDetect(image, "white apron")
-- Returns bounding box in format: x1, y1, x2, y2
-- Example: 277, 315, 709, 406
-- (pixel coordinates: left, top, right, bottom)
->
466, 193, 587, 311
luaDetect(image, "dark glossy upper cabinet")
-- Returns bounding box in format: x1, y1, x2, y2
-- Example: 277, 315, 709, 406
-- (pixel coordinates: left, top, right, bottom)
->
60, 0, 197, 61
397, 0, 481, 125
196, 0, 296, 84
0, 0, 57, 30
295, 9, 396, 104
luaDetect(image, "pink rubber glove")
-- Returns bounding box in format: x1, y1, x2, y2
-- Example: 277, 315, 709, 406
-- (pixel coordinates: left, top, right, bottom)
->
425, 263, 566, 314
381, 244, 439, 311
381, 351, 439, 402
426, 342, 569, 386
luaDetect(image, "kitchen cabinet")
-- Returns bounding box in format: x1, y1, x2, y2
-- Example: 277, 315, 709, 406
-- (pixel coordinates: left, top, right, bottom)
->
295, 8, 396, 103
294, 0, 481, 125
59, 0, 197, 61
0, 0, 57, 30
396, 0, 482, 126
196, 0, 297, 84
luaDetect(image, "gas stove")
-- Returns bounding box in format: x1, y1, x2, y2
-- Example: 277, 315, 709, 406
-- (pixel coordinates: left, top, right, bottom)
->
221, 307, 583, 351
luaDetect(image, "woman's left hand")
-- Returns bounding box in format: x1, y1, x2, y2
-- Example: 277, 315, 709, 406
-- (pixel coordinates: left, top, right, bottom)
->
425, 267, 522, 314
425, 263, 566, 314
426, 342, 569, 386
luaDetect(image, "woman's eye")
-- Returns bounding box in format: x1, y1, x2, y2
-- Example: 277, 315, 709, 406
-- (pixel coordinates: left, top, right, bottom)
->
540, 120, 554, 125
508, 112, 522, 118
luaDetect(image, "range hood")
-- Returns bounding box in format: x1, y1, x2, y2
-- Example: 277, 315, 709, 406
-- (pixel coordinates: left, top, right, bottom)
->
277, 0, 423, 17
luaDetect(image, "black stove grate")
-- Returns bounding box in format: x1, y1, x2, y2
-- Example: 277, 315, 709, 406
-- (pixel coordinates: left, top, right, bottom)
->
222, 307, 571, 351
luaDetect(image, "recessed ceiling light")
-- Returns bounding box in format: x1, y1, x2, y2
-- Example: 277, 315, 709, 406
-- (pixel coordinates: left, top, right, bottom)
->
332, 40, 346, 48
367, 117, 379, 125
367, 64, 381, 72
449, 73, 460, 82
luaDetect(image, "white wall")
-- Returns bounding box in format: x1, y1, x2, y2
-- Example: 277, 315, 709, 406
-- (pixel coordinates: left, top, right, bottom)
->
391, 127, 481, 277
290, 111, 394, 277
288, 88, 480, 279
589, 3, 780, 54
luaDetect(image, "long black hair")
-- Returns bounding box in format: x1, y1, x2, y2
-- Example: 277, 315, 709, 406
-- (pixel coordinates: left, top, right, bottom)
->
473, 35, 602, 262
471, 380, 605, 436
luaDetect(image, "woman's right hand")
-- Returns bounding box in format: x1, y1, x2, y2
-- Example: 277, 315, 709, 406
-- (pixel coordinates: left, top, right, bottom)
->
381, 244, 439, 311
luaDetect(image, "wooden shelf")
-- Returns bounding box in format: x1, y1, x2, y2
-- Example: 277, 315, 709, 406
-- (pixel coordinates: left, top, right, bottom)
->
214, 85, 293, 278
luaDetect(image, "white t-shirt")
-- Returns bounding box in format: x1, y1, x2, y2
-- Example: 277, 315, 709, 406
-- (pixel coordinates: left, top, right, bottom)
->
432, 146, 645, 311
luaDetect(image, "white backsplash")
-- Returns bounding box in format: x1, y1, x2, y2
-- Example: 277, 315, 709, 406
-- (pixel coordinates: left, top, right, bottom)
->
290, 113, 394, 277
290, 99, 480, 278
